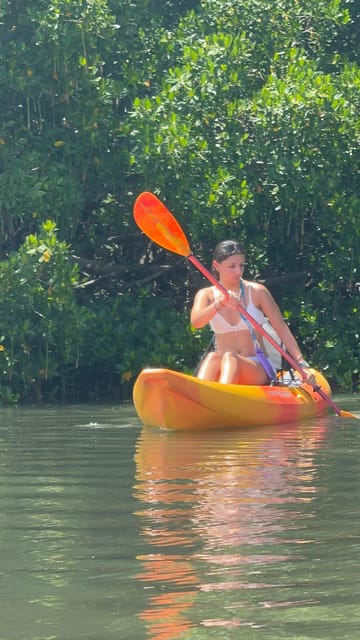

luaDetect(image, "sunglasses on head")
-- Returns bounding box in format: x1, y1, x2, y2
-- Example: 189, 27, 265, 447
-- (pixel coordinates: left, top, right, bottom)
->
222, 242, 244, 256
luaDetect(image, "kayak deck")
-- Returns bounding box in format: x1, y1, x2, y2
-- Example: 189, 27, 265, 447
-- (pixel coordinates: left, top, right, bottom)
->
133, 368, 331, 430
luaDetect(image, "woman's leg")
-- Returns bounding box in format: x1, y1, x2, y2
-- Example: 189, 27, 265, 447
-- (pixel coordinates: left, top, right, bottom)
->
219, 352, 269, 385
197, 352, 221, 381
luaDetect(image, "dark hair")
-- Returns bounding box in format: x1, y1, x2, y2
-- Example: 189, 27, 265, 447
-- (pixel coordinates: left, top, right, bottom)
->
211, 240, 246, 279
212, 240, 246, 263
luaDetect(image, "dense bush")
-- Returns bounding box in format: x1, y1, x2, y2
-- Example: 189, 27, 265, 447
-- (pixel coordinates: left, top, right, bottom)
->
0, 0, 358, 402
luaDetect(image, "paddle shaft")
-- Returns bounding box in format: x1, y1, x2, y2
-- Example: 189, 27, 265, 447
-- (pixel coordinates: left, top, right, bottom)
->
189, 254, 347, 418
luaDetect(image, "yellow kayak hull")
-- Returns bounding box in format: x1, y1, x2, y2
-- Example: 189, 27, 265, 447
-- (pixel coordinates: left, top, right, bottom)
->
133, 368, 332, 430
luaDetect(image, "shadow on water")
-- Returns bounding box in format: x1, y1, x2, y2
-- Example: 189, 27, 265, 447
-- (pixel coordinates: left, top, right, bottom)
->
133, 416, 356, 639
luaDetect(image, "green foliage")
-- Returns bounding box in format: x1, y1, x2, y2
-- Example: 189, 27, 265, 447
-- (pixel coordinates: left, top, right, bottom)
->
0, 223, 197, 402
65, 290, 198, 402
128, 0, 359, 390
0, 0, 358, 400
0, 220, 91, 402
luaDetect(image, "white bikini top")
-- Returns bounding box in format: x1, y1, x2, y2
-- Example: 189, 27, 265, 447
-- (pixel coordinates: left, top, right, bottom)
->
209, 285, 265, 334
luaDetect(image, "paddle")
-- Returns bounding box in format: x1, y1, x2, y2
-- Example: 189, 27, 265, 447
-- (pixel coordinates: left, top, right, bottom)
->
134, 191, 358, 419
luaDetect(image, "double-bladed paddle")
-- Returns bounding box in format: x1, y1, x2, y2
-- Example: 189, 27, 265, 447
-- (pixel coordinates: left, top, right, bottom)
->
134, 191, 357, 420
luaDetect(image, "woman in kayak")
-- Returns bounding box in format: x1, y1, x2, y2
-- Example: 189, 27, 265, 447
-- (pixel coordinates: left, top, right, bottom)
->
190, 240, 315, 385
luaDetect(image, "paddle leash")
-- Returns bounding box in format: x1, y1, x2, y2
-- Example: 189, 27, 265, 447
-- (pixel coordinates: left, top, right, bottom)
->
133, 191, 358, 420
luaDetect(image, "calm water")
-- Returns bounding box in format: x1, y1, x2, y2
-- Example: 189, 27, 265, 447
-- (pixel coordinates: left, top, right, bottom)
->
0, 396, 359, 640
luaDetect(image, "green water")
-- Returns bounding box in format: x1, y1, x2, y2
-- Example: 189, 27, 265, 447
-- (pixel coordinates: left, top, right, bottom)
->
0, 397, 359, 639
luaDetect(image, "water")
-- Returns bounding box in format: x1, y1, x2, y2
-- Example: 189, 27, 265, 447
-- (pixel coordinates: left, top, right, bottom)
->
0, 396, 359, 640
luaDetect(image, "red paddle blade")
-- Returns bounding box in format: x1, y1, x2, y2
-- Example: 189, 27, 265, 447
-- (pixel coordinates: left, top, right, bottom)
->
133, 192, 191, 257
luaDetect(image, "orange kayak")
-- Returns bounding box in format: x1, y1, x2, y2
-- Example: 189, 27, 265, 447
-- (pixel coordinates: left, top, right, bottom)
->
133, 368, 332, 430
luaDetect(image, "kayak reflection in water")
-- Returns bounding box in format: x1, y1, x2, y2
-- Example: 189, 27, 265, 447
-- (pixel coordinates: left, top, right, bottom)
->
190, 240, 316, 386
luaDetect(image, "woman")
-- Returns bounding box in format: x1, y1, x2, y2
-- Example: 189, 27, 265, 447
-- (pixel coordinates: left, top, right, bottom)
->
190, 240, 314, 385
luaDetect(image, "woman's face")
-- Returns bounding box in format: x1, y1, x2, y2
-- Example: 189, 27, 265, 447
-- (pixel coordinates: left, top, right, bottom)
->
213, 253, 246, 284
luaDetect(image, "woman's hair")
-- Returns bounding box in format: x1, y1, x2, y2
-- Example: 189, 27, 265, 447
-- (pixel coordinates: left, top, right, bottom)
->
212, 240, 246, 279
212, 240, 246, 263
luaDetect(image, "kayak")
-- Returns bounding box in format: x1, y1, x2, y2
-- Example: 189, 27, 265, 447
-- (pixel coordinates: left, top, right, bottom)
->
133, 368, 332, 430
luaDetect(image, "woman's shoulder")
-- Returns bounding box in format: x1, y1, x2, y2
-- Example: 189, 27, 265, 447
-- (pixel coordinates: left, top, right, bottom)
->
246, 280, 278, 316
194, 285, 215, 301
245, 278, 265, 288
244, 280, 268, 295
245, 280, 272, 307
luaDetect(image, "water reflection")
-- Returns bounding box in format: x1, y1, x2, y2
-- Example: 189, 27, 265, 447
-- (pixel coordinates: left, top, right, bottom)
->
134, 419, 331, 638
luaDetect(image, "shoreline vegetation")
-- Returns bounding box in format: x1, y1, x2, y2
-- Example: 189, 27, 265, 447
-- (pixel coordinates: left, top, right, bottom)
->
0, 0, 358, 403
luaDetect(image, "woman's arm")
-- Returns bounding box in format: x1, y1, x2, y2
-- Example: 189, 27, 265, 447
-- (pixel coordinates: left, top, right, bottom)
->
190, 287, 223, 329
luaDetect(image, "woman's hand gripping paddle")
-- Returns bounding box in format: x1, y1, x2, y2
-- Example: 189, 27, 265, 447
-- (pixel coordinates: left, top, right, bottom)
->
134, 191, 358, 420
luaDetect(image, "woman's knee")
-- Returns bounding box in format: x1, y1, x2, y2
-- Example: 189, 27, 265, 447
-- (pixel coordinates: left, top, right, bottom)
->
219, 351, 241, 384
224, 351, 236, 358
197, 351, 220, 380
222, 351, 239, 366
